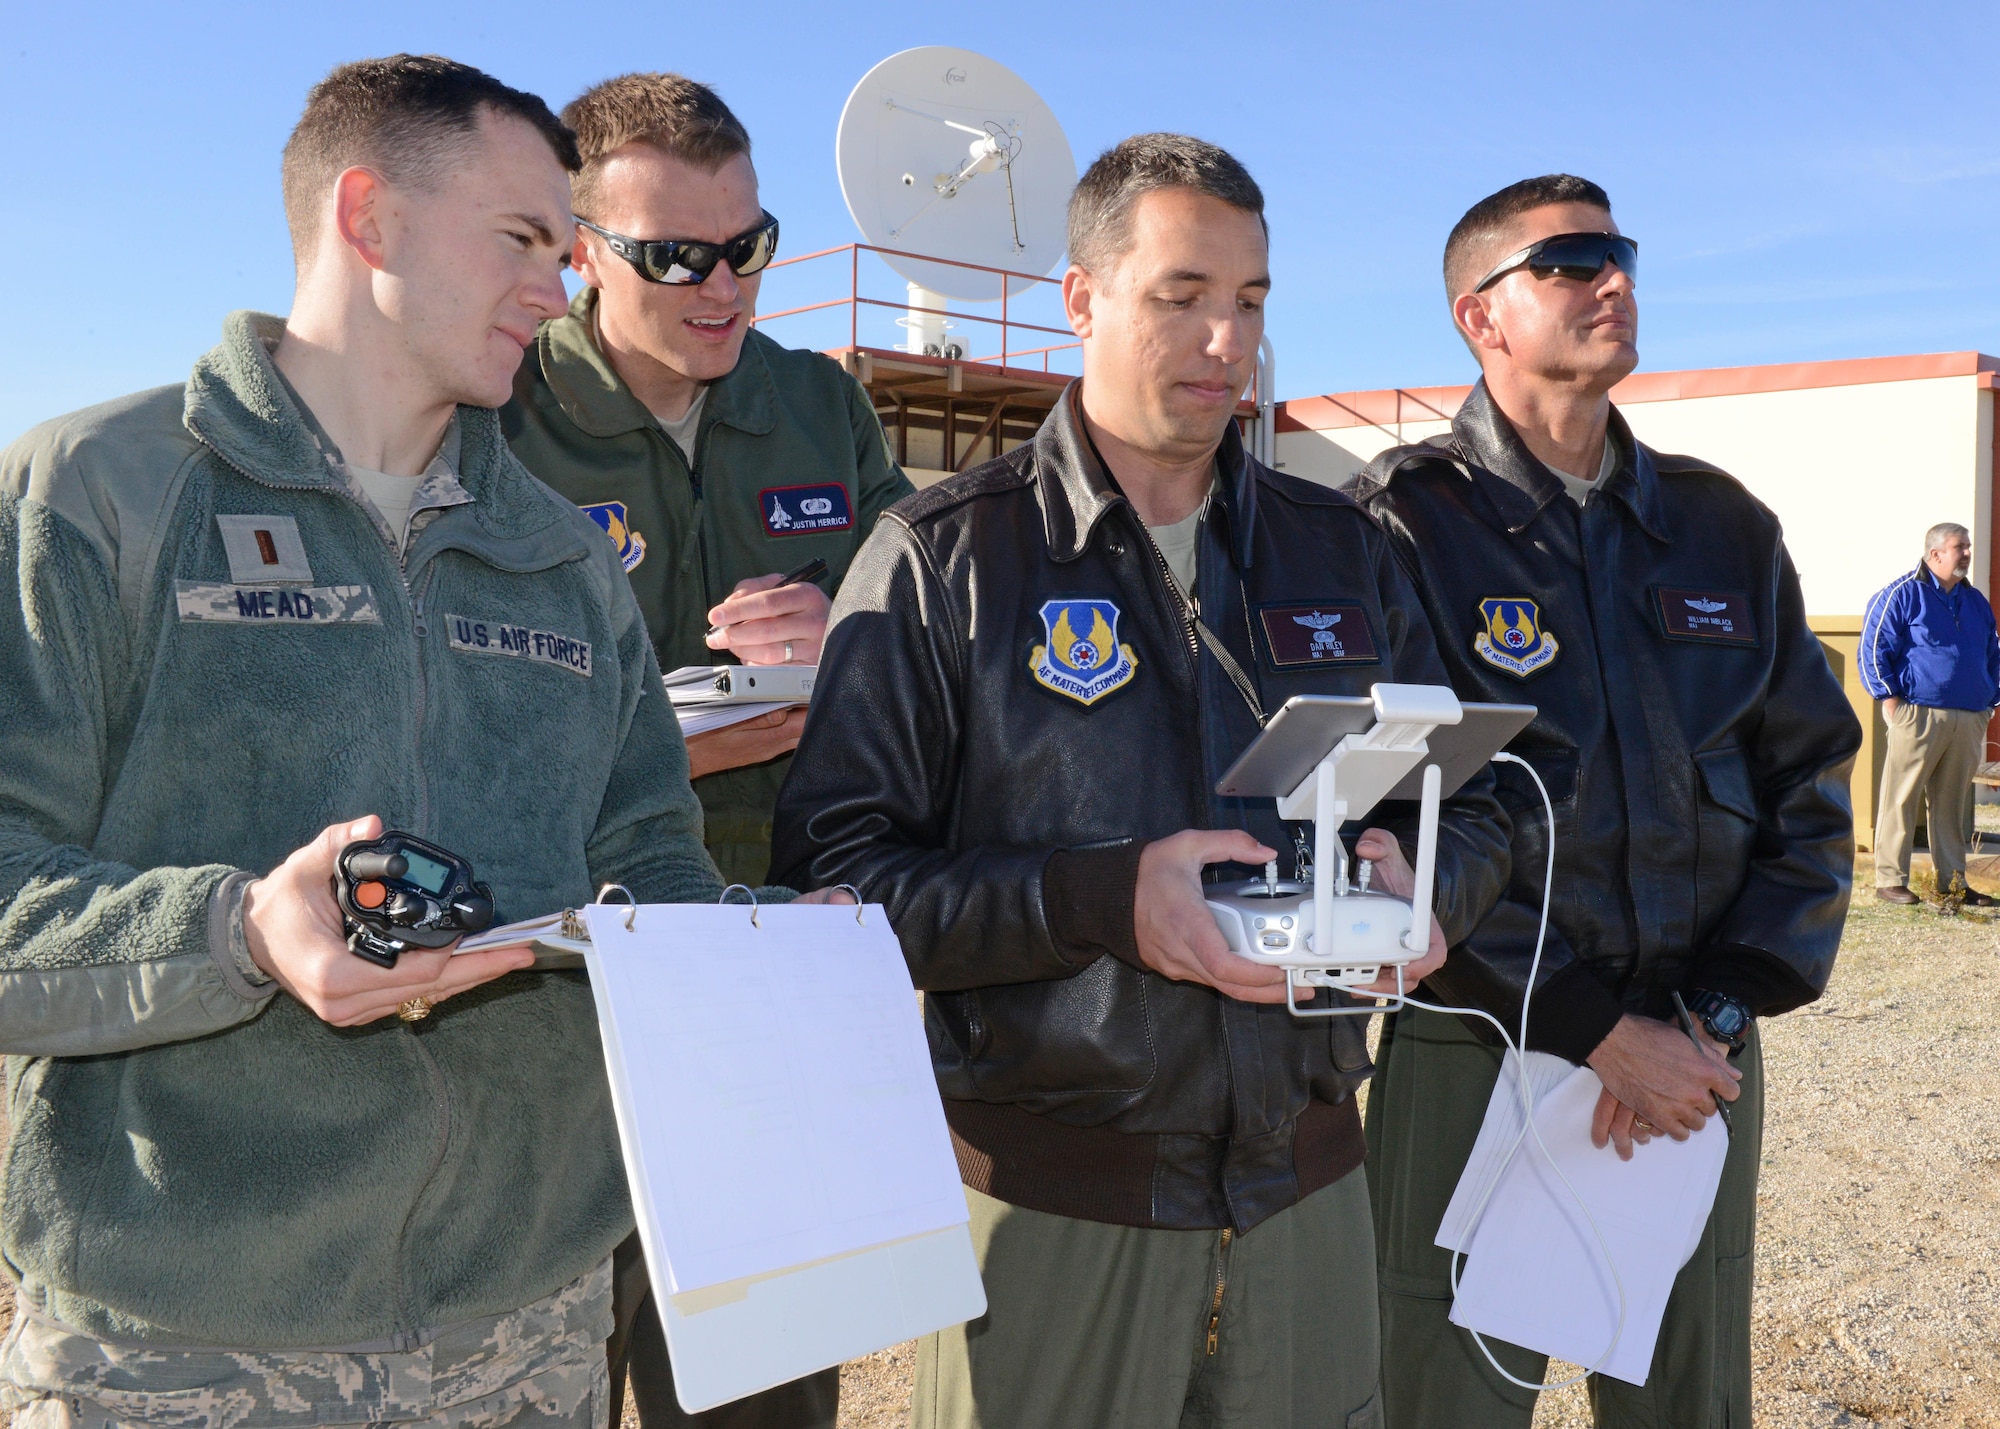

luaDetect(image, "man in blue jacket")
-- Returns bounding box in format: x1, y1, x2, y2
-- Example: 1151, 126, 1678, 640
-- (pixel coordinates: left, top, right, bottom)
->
1861, 521, 2000, 905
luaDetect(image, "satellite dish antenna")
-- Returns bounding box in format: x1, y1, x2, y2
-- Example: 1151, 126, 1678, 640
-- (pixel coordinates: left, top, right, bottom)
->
837, 47, 1075, 358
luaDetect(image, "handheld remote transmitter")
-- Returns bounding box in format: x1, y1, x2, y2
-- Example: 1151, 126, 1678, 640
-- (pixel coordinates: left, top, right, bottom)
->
335, 831, 495, 968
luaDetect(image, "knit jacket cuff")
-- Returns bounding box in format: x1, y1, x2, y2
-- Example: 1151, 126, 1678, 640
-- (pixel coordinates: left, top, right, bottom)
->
1043, 840, 1146, 970
1523, 961, 1626, 1064
1686, 943, 1817, 1018
208, 871, 275, 1003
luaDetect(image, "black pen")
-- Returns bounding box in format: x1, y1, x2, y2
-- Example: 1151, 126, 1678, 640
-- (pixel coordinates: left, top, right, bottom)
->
705, 557, 830, 640
1670, 990, 1733, 1137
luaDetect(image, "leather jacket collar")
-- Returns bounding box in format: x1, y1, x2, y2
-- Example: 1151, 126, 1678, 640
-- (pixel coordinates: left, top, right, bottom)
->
1035, 381, 1259, 570
1451, 379, 1673, 544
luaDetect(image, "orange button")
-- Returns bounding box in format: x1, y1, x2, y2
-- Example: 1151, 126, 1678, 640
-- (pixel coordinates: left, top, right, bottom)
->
354, 880, 388, 910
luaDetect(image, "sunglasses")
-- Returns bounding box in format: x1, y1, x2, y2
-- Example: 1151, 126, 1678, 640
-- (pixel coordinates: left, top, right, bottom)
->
576, 211, 781, 286
1473, 232, 1638, 293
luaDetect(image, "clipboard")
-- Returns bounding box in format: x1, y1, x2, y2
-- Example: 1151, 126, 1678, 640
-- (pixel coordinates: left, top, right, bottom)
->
577, 885, 985, 1413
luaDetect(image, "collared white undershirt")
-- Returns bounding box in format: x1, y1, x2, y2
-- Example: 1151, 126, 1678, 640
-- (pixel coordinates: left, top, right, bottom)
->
348, 464, 425, 551
1548, 437, 1619, 508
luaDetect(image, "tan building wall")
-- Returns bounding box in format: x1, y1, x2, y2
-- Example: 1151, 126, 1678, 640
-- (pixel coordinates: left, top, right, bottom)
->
1275, 354, 1999, 622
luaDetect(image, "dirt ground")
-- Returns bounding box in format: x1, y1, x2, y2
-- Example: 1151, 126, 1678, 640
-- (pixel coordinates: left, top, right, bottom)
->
830, 821, 2000, 1429
0, 827, 1992, 1429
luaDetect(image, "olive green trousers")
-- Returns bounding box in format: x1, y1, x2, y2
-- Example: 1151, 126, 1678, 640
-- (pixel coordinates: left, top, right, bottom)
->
913, 1173, 1383, 1429
1365, 1007, 1763, 1429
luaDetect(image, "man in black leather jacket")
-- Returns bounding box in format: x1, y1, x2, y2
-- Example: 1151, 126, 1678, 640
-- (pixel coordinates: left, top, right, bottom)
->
1354, 174, 1861, 1429
773, 135, 1508, 1428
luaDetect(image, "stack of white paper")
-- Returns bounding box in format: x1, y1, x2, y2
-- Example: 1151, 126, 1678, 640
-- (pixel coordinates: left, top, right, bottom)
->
1439, 1058, 1729, 1386
674, 701, 792, 738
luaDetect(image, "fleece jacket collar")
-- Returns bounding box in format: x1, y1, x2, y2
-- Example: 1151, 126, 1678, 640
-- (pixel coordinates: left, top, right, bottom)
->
536, 288, 778, 443
182, 312, 583, 559
1034, 380, 1259, 570
1450, 378, 1673, 544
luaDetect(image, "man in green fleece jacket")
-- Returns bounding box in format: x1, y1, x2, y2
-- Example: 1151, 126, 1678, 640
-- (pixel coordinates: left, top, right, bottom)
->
0, 55, 834, 1429
503, 73, 912, 893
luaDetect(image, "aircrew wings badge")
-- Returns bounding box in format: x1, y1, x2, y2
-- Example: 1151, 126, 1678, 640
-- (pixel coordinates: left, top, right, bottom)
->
580, 501, 647, 573
1029, 598, 1140, 706
1473, 596, 1560, 677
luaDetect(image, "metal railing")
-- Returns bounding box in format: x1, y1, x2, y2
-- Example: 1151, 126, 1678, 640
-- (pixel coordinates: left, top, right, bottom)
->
750, 243, 1081, 373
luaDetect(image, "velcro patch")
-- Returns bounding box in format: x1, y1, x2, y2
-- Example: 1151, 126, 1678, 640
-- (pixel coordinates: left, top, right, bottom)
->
1257, 602, 1380, 667
759, 483, 854, 535
1653, 588, 1757, 646
446, 615, 592, 677
176, 582, 379, 625
216, 515, 313, 584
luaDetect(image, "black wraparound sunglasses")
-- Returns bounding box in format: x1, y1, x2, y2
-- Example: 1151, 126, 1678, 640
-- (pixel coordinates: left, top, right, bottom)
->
1474, 231, 1638, 293
576, 211, 781, 286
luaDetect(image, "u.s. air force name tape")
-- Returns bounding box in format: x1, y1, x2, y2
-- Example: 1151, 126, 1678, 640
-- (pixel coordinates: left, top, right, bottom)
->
446, 615, 592, 677
176, 582, 381, 625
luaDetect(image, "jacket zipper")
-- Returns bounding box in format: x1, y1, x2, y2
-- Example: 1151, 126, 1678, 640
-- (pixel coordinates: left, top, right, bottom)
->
199, 441, 453, 1342
1205, 1226, 1233, 1355
659, 422, 713, 649
389, 1032, 455, 1339
1147, 536, 1202, 670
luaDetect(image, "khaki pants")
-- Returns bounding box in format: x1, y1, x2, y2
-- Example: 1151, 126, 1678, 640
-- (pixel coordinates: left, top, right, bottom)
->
914, 1173, 1383, 1429
1366, 1008, 1762, 1429
1874, 703, 1988, 887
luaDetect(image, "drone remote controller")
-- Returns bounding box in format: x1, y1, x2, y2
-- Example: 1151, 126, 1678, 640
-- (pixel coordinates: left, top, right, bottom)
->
335, 831, 495, 968
1208, 864, 1418, 992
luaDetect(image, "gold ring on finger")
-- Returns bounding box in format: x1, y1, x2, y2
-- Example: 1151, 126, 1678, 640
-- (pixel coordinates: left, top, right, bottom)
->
1633, 1119, 1656, 1133
398, 996, 433, 1023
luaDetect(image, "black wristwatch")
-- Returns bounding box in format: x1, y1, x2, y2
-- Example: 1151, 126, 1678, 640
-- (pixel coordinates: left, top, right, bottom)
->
1687, 989, 1751, 1054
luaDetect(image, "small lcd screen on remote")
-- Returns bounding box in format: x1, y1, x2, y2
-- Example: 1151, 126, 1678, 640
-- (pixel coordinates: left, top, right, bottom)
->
402, 851, 451, 894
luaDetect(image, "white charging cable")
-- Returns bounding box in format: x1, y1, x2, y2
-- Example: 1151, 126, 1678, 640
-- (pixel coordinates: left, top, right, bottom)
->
1367, 751, 1627, 1391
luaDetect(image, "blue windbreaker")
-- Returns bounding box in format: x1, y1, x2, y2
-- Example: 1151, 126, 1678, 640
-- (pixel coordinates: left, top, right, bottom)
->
1859, 565, 2000, 711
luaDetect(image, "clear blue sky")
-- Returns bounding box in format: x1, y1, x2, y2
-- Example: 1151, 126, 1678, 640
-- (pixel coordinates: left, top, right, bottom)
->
5, 1, 1996, 445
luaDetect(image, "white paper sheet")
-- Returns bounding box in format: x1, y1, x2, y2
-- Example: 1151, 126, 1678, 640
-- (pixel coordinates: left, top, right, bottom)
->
1443, 1063, 1729, 1386
579, 903, 971, 1296
674, 701, 791, 738
1435, 1049, 1579, 1252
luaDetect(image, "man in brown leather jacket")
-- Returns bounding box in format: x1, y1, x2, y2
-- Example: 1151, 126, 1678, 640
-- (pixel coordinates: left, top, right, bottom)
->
774, 135, 1509, 1428
1354, 174, 1861, 1429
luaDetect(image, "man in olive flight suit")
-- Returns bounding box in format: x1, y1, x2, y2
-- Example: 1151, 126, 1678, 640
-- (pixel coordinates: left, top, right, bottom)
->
505, 73, 910, 890
503, 73, 909, 1429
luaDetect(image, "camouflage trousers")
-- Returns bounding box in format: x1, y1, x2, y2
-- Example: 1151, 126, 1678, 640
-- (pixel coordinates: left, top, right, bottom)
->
0, 1258, 614, 1429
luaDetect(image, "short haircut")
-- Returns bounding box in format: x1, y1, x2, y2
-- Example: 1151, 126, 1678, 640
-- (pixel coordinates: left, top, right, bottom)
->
1443, 174, 1613, 301
1067, 133, 1266, 276
1926, 521, 1970, 553
563, 74, 753, 217
282, 55, 579, 264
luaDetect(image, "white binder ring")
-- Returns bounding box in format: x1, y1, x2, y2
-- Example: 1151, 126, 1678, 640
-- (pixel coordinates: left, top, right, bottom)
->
719, 883, 761, 928
595, 883, 638, 930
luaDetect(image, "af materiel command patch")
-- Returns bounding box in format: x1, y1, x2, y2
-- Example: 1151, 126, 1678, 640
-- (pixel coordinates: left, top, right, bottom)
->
1473, 596, 1560, 677
1654, 587, 1758, 645
580, 502, 647, 573
1257, 602, 1380, 667
1029, 597, 1140, 706
761, 483, 854, 536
